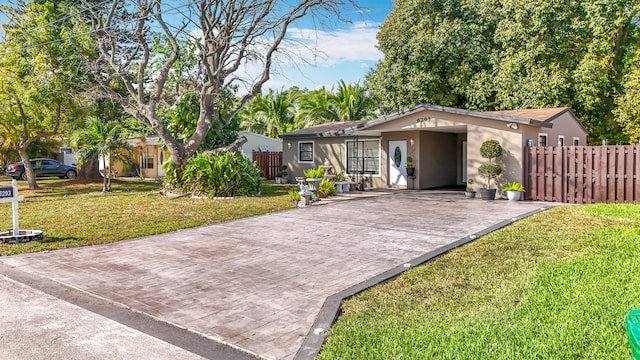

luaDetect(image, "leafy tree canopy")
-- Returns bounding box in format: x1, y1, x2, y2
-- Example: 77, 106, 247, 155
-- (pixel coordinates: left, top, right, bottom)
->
368, 0, 640, 144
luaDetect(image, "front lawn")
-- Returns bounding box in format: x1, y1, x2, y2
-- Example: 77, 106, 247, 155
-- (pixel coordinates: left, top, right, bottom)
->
0, 177, 293, 255
319, 204, 640, 359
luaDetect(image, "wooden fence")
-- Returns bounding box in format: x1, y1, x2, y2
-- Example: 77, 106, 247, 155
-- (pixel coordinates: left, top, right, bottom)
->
252, 151, 282, 179
524, 145, 640, 204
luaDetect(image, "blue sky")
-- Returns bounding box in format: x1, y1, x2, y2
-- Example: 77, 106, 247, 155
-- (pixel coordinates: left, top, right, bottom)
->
0, 0, 393, 91
265, 1, 393, 91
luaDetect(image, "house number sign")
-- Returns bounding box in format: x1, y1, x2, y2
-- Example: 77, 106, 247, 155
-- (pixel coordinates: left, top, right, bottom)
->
0, 186, 13, 199
416, 116, 433, 123
0, 180, 24, 235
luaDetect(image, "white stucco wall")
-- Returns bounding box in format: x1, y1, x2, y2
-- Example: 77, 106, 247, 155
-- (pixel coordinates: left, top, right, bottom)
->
239, 131, 283, 161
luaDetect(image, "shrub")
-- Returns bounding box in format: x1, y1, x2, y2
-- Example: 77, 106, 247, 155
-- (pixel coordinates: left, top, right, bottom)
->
288, 189, 301, 205
333, 172, 347, 182
406, 156, 414, 168
502, 182, 525, 192
479, 139, 503, 189
466, 178, 474, 192
304, 166, 325, 178
318, 179, 337, 197
164, 151, 261, 197
480, 139, 503, 160
478, 164, 502, 188
277, 164, 288, 177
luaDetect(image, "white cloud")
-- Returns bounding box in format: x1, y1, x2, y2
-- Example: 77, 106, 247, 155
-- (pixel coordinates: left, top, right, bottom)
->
283, 22, 383, 67
184, 22, 382, 94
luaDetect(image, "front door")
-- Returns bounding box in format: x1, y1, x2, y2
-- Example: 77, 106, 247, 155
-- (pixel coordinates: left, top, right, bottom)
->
389, 140, 407, 186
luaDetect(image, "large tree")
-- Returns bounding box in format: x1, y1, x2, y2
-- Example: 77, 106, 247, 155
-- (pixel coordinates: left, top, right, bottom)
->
0, 0, 89, 189
368, 0, 640, 143
79, 0, 359, 178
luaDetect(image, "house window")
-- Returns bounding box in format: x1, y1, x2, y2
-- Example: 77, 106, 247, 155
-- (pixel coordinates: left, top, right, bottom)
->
538, 133, 548, 147
298, 141, 314, 163
346, 140, 380, 175
573, 137, 580, 146
558, 136, 565, 146
140, 148, 154, 169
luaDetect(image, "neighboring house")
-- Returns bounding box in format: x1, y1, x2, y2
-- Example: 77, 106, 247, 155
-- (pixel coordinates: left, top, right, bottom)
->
105, 132, 281, 178
238, 131, 283, 161
103, 135, 168, 178
279, 104, 588, 191
57, 146, 77, 166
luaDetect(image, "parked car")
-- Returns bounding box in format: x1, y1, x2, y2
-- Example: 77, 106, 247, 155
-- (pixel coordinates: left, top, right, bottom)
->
5, 158, 77, 180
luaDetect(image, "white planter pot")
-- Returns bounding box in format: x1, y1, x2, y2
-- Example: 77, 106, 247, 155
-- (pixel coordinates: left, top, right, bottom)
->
506, 190, 522, 201
306, 178, 322, 192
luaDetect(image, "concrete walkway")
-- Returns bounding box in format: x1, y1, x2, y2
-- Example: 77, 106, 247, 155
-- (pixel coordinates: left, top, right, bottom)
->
0, 191, 552, 359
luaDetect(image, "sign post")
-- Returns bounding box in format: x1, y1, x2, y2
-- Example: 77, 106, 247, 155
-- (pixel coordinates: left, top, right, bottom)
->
0, 180, 24, 236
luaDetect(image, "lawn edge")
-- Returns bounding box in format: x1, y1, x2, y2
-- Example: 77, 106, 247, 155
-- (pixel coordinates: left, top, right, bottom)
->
294, 204, 555, 360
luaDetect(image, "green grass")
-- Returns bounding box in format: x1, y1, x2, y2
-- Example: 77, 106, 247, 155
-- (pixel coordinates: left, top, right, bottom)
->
0, 177, 294, 255
318, 204, 640, 359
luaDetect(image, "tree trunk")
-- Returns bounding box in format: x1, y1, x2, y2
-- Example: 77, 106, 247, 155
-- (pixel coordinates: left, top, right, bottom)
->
17, 148, 38, 190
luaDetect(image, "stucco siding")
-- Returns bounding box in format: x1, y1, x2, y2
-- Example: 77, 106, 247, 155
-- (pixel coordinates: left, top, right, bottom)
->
239, 131, 283, 161
282, 137, 349, 183
466, 124, 524, 192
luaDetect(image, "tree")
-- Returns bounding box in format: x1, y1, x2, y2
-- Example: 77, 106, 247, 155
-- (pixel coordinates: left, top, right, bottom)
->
79, 0, 359, 180
331, 80, 374, 121
73, 118, 132, 192
0, 0, 90, 189
368, 0, 640, 143
240, 89, 298, 138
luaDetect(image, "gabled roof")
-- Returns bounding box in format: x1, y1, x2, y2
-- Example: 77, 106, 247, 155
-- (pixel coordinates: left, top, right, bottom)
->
360, 104, 551, 131
489, 107, 588, 134
279, 104, 560, 139
488, 107, 569, 122
279, 120, 368, 139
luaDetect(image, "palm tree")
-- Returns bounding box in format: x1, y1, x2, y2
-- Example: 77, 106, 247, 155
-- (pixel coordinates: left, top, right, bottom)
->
296, 81, 374, 126
332, 80, 374, 122
240, 89, 298, 138
73, 118, 132, 192
296, 87, 339, 126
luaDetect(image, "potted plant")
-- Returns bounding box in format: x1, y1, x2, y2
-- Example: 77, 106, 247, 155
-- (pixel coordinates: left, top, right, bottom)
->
502, 182, 525, 201
464, 178, 476, 199
304, 166, 325, 192
478, 139, 503, 200
406, 156, 415, 176
275, 165, 288, 184
318, 179, 337, 198
289, 189, 301, 207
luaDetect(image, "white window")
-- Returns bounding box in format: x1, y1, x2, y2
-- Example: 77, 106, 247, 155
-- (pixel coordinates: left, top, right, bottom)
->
346, 140, 380, 175
558, 136, 565, 146
298, 141, 314, 163
538, 133, 548, 147
573, 137, 580, 146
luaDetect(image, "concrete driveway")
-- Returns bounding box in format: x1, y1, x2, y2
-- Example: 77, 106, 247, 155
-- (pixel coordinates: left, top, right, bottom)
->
0, 191, 552, 359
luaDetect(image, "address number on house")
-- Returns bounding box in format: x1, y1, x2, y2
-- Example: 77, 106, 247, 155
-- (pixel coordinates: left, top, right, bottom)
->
0, 187, 14, 199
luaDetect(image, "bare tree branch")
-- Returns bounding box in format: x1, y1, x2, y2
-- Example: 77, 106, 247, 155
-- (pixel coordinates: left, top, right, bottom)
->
80, 0, 359, 173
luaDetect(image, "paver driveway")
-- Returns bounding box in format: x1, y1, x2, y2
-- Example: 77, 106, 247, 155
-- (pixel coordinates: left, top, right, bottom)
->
0, 191, 552, 359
